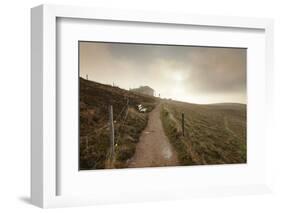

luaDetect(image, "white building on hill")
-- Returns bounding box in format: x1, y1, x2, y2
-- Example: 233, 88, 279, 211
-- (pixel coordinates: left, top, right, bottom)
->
130, 86, 155, 96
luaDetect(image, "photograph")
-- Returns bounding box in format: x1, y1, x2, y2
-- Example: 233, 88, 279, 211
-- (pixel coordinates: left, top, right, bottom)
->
79, 41, 247, 170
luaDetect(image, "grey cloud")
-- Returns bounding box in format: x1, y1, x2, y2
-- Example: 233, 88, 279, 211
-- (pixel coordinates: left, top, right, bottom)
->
79, 42, 246, 104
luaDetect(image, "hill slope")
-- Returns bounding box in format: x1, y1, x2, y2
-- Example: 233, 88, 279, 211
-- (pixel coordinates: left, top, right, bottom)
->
161, 100, 247, 165
79, 78, 157, 169
79, 78, 247, 169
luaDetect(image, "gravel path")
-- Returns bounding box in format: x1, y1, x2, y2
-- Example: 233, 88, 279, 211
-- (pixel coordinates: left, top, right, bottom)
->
128, 104, 179, 168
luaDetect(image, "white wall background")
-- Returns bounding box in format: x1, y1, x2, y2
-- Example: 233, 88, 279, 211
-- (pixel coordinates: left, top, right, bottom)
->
0, 0, 280, 212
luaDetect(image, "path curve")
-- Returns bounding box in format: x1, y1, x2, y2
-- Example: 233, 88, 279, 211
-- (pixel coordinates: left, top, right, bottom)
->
128, 104, 179, 168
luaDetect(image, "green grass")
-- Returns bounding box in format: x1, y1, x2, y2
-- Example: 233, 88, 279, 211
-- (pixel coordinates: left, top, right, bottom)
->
160, 107, 194, 165
79, 77, 246, 169
160, 101, 247, 166
79, 78, 157, 170
114, 107, 148, 168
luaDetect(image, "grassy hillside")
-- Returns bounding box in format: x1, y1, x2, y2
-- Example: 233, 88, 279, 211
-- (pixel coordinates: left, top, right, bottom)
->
160, 100, 247, 165
79, 78, 157, 170
80, 77, 247, 169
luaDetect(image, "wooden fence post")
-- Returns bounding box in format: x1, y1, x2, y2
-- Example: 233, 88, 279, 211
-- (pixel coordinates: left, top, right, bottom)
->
109, 105, 115, 163
182, 113, 185, 136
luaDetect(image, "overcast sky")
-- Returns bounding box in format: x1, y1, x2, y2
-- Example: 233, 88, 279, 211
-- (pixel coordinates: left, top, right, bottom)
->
79, 42, 246, 104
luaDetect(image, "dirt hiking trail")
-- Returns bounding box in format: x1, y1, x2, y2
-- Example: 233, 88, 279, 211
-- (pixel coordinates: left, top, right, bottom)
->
128, 104, 179, 168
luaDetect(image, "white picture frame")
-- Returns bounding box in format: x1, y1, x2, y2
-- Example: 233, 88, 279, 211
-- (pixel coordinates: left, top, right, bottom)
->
31, 4, 274, 208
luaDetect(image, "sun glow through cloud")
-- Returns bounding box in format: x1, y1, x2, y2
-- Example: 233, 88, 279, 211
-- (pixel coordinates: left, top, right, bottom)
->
80, 42, 246, 104
172, 71, 184, 82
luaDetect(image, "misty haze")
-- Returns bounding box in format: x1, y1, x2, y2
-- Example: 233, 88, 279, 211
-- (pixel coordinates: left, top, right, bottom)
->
79, 41, 247, 170
80, 42, 246, 104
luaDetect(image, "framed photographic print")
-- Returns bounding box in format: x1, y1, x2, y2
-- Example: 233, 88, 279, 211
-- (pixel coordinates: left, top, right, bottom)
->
31, 4, 274, 208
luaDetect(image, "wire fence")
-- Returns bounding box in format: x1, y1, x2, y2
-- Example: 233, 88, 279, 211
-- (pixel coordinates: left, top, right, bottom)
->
81, 98, 130, 168
114, 100, 130, 147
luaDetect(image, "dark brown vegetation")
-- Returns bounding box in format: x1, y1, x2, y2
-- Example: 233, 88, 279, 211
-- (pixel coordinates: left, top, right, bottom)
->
79, 78, 157, 170
160, 100, 247, 165
79, 77, 247, 170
